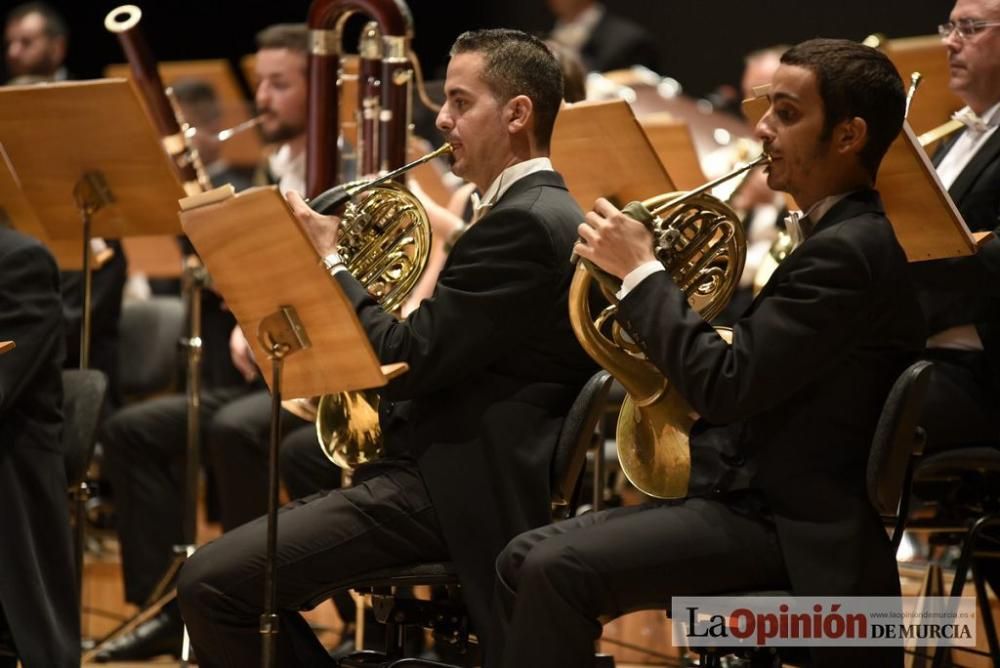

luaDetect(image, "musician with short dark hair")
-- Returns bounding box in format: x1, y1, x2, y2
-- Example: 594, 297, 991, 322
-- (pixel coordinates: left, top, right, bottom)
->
177, 28, 596, 666
495, 38, 924, 668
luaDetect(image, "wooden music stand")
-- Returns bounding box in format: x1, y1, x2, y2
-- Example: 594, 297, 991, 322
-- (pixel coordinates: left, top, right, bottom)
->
879, 122, 981, 261
0, 151, 93, 270
0, 79, 186, 367
638, 112, 708, 190
180, 184, 402, 666
552, 99, 675, 211
106, 59, 262, 168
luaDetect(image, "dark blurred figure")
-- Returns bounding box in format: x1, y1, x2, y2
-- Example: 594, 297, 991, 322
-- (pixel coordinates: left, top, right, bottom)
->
546, 0, 659, 73
0, 227, 79, 668
172, 78, 256, 193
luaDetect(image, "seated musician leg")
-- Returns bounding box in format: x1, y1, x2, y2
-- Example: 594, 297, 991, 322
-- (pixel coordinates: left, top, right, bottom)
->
494, 498, 789, 668
177, 463, 449, 666
206, 389, 309, 531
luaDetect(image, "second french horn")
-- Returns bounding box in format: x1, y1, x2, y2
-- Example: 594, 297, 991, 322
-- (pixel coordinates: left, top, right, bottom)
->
569, 155, 768, 498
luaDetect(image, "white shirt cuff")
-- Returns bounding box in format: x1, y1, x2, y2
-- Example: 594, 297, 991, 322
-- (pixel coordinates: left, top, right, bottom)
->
323, 252, 347, 275
616, 260, 664, 300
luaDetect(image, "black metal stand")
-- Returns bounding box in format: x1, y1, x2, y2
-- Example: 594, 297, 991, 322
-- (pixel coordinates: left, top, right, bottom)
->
178, 259, 207, 666
70, 171, 113, 641
256, 305, 309, 668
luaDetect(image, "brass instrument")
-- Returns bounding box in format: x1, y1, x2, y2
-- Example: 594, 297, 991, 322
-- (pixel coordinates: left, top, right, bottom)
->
310, 144, 451, 470
569, 155, 768, 498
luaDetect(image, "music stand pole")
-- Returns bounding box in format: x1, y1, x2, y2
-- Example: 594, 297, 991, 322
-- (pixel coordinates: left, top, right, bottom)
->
177, 258, 208, 666
71, 171, 114, 370
256, 306, 309, 668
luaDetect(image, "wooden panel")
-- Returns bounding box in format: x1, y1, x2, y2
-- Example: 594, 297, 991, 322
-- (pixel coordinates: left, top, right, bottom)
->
120, 236, 183, 279
878, 123, 976, 261
552, 99, 675, 211
0, 147, 87, 269
180, 186, 388, 398
106, 59, 262, 169
639, 114, 707, 191
0, 79, 186, 241
882, 34, 964, 137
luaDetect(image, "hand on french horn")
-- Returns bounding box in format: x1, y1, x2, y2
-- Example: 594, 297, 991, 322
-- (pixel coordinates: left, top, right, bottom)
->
576, 198, 657, 280
286, 191, 342, 257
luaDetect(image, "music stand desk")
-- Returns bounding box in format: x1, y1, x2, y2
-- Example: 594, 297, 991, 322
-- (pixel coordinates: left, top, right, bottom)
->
180, 184, 400, 397
552, 99, 675, 211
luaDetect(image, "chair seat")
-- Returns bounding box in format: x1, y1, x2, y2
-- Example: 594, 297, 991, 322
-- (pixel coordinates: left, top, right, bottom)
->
303, 561, 461, 612
917, 447, 1000, 479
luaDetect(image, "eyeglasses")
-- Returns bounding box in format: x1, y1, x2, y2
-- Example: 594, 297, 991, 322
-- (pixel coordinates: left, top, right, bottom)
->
938, 18, 1000, 39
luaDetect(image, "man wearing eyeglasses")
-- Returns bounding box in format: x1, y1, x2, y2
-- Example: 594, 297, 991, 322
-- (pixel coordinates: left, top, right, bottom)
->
912, 0, 1000, 458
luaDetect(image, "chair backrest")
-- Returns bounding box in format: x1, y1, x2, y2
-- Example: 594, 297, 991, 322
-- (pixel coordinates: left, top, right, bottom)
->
866, 360, 933, 521
550, 370, 613, 511
62, 368, 108, 486
117, 296, 185, 399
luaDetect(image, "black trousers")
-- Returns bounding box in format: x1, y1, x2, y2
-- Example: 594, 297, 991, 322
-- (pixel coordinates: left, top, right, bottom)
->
495, 497, 791, 668
207, 390, 310, 530
101, 385, 307, 604
177, 462, 449, 667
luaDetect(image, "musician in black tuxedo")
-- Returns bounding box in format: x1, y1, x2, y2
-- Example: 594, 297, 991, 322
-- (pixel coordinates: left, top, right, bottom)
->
495, 39, 924, 668
909, 0, 1000, 453
0, 228, 79, 667
177, 29, 596, 666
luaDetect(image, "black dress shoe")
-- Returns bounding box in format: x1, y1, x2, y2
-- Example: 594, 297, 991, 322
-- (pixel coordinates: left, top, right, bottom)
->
93, 607, 183, 662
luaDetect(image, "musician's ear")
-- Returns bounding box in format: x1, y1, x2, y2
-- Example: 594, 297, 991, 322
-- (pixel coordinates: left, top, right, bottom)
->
506, 95, 532, 134
836, 116, 868, 157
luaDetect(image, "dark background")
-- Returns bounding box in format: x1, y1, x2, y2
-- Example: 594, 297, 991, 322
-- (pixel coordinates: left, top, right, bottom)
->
2, 0, 952, 99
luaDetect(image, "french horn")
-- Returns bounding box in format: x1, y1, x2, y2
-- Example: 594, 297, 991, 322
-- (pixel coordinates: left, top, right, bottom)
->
569, 154, 768, 498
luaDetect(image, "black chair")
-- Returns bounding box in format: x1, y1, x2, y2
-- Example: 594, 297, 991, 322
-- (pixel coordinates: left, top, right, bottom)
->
329, 370, 613, 668
63, 368, 109, 594
678, 360, 934, 668
117, 296, 185, 400
904, 445, 1000, 664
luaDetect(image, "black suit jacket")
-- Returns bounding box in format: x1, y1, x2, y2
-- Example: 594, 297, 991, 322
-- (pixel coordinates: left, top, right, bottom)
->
911, 128, 1000, 383
619, 191, 925, 599
335, 170, 597, 649
0, 229, 79, 666
580, 11, 660, 73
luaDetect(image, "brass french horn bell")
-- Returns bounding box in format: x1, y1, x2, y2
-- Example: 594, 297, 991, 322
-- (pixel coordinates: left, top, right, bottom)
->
569, 154, 768, 498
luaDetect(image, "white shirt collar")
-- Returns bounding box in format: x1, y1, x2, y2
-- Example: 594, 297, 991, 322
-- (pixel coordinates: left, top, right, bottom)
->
784, 191, 852, 247
269, 143, 306, 196
473, 157, 554, 217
